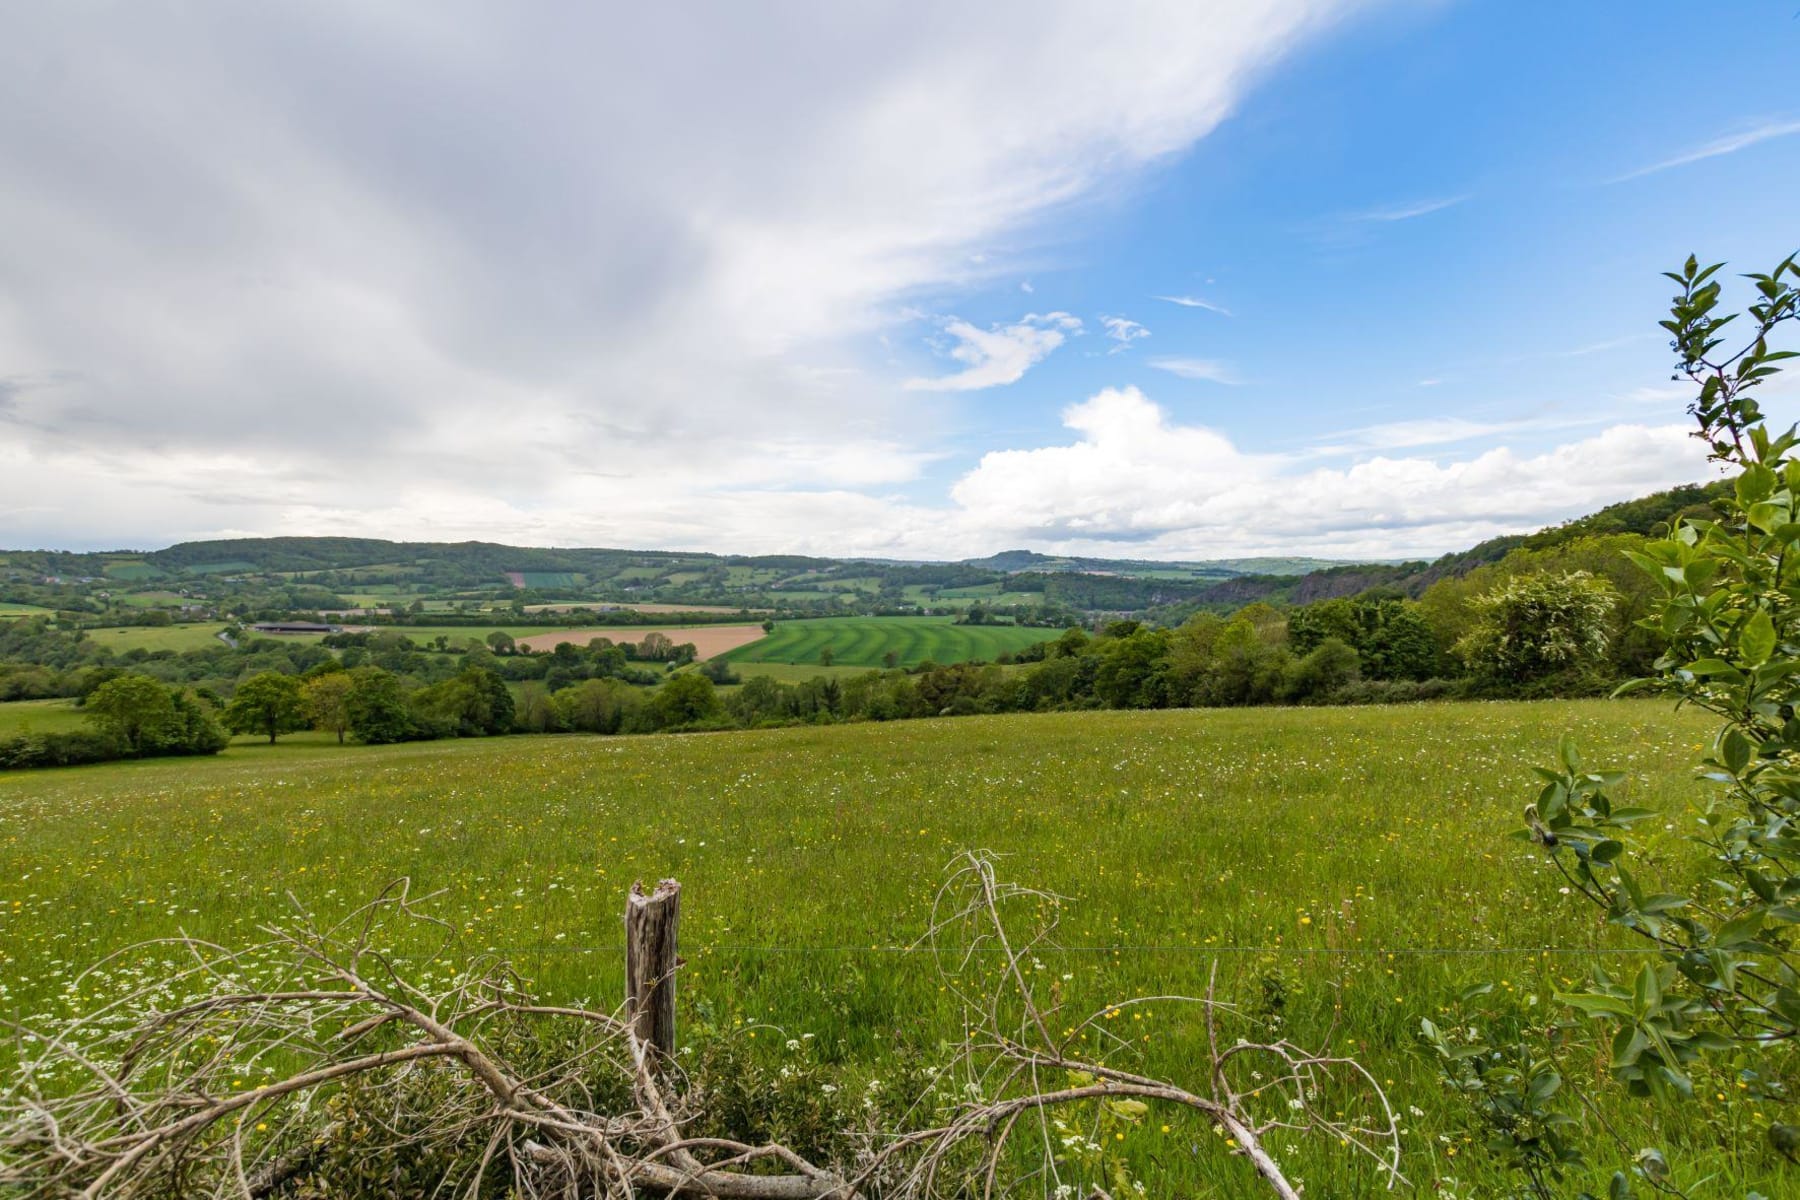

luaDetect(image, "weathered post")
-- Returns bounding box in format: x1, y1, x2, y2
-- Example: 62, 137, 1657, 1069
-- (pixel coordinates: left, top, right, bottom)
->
624, 878, 681, 1063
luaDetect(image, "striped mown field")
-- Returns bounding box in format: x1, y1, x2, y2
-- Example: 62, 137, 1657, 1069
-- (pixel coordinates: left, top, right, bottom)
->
720, 615, 1055, 667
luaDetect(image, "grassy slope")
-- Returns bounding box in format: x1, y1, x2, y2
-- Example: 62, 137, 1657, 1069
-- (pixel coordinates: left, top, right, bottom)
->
0, 698, 87, 734
722, 615, 1053, 668
1, 700, 1785, 1193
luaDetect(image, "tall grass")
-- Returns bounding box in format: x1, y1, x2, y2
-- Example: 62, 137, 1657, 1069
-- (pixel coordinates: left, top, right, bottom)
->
1, 700, 1786, 1194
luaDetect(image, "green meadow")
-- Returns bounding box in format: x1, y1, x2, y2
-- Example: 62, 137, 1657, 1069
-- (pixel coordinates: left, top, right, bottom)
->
0, 698, 85, 734
723, 614, 1055, 668
3, 699, 1789, 1193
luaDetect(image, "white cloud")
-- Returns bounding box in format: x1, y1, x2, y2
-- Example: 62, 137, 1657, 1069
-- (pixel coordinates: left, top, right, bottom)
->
0, 2, 1364, 548
935, 387, 1717, 559
1153, 294, 1233, 315
1148, 356, 1240, 384
1100, 315, 1150, 353
905, 312, 1083, 391
1611, 117, 1800, 182
1343, 194, 1468, 222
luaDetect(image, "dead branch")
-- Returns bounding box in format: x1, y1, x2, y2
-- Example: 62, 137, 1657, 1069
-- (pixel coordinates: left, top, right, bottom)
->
0, 857, 1402, 1198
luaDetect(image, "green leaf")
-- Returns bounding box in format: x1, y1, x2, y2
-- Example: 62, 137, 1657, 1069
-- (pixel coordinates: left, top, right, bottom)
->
1722, 728, 1753, 774
1742, 610, 1777, 666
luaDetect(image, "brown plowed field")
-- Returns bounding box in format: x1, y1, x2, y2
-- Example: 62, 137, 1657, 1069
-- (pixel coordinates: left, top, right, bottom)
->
513, 624, 767, 657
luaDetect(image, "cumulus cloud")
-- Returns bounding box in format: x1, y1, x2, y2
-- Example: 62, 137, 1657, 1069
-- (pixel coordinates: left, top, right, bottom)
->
905, 312, 1083, 391
1100, 315, 1150, 353
936, 387, 1717, 560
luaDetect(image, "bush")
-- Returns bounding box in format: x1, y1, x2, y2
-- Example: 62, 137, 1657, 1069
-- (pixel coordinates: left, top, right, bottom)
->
0, 730, 125, 770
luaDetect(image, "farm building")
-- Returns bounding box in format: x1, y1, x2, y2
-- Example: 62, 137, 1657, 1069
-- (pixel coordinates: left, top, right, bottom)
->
247, 621, 341, 635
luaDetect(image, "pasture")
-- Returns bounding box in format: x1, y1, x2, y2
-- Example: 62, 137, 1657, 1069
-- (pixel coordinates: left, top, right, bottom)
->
1, 699, 1784, 1193
722, 615, 1056, 668
80, 622, 233, 652
0, 698, 85, 734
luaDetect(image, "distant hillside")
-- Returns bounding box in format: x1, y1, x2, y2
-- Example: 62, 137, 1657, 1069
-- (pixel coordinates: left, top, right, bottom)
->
960, 549, 1359, 578
1155, 481, 1729, 614
0, 480, 1727, 619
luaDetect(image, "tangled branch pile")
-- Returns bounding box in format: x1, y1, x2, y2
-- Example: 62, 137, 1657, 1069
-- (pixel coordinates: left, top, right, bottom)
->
1, 855, 1401, 1197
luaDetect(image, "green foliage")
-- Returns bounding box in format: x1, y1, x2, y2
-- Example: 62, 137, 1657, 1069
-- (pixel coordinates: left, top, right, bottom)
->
84, 673, 174, 752
222, 671, 308, 744
302, 671, 353, 743
650, 671, 722, 728
553, 676, 641, 733
1289, 596, 1440, 681
73, 673, 226, 761
1422, 1005, 1586, 1198
413, 666, 515, 737
1516, 253, 1800, 1176
344, 666, 414, 744
1455, 572, 1618, 686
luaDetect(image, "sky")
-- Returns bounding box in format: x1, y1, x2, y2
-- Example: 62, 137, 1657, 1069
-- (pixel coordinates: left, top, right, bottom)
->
2, 2, 1798, 562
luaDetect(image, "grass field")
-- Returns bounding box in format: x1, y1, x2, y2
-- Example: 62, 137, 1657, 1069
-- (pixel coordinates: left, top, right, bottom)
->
0, 698, 86, 734
722, 661, 889, 685
722, 615, 1056, 668
3, 700, 1785, 1193
81, 622, 234, 652
0, 602, 54, 618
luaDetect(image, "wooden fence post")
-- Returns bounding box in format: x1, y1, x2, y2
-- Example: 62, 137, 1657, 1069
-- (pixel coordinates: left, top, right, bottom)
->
624, 878, 681, 1062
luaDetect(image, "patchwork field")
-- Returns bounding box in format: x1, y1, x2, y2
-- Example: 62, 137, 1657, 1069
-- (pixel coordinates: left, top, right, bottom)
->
524, 601, 767, 615
512, 623, 767, 655
722, 614, 1057, 667
2, 700, 1778, 1193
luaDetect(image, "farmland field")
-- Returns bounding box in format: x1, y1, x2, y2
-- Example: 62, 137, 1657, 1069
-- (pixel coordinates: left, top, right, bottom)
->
2, 699, 1782, 1193
722, 615, 1056, 667
511, 623, 766, 655
0, 602, 53, 618
0, 698, 85, 734
81, 622, 234, 652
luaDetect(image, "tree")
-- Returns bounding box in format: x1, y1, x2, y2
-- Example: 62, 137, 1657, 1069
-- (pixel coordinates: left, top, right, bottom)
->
650, 672, 721, 728
818, 646, 834, 667
223, 672, 309, 744
1281, 637, 1359, 701
554, 677, 640, 734
84, 674, 174, 753
761, 619, 775, 635
1521, 254, 1800, 1150
486, 630, 516, 655
1453, 572, 1617, 685
345, 667, 413, 745
303, 672, 354, 744
415, 666, 515, 737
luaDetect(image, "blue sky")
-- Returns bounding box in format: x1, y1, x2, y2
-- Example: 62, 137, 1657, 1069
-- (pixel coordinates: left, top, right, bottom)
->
897, 3, 1800, 523
1, 2, 1797, 559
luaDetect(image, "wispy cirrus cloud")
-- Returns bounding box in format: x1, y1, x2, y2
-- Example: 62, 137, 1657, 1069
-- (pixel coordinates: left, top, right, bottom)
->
905, 313, 1083, 392
1147, 356, 1240, 384
1100, 315, 1150, 353
1610, 118, 1800, 182
1343, 194, 1468, 222
1153, 294, 1233, 316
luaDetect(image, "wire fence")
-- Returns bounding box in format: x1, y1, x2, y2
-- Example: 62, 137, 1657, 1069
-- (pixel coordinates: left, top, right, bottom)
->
389, 941, 1667, 960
